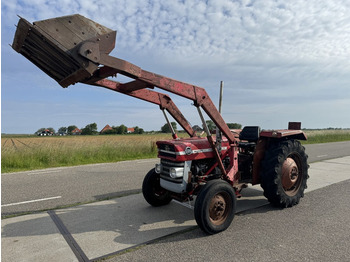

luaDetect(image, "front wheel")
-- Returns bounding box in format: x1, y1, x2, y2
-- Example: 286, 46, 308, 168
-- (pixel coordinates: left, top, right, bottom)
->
194, 180, 236, 234
260, 139, 309, 207
142, 168, 172, 207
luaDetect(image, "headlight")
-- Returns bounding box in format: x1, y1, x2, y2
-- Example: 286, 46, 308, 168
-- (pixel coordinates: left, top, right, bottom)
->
169, 167, 184, 178
155, 164, 162, 174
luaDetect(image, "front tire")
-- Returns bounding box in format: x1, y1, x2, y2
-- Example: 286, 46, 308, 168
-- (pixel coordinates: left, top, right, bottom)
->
260, 139, 309, 207
194, 180, 236, 234
142, 168, 172, 207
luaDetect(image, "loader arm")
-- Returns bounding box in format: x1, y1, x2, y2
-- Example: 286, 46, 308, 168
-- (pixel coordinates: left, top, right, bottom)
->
92, 77, 196, 137
81, 55, 237, 144
12, 14, 238, 178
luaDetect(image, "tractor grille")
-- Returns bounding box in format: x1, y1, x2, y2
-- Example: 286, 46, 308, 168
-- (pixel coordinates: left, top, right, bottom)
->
158, 144, 176, 159
160, 159, 184, 183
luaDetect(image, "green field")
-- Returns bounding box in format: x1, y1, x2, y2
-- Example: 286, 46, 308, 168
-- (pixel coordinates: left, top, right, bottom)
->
2, 130, 350, 173
301, 129, 350, 144
1, 134, 171, 173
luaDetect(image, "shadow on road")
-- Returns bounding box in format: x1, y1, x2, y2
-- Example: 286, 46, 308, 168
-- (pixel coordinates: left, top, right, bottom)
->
2, 186, 279, 259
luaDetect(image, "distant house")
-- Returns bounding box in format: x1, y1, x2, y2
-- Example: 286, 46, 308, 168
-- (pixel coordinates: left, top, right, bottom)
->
192, 125, 203, 132
38, 129, 53, 136
71, 128, 82, 135
127, 127, 135, 133
100, 124, 113, 134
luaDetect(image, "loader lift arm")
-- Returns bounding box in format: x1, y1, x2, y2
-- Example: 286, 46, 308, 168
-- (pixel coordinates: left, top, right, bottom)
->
84, 61, 236, 177
91, 77, 196, 138
82, 59, 237, 145
12, 14, 238, 178
83, 57, 237, 177
84, 66, 196, 138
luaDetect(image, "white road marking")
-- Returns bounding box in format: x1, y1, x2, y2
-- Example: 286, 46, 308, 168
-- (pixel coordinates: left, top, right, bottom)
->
26, 170, 63, 175
1, 196, 62, 207
172, 199, 194, 210
2, 168, 68, 176
317, 154, 328, 158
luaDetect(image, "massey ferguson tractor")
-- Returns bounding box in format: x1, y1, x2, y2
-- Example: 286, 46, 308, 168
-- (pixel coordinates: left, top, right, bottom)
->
12, 14, 309, 234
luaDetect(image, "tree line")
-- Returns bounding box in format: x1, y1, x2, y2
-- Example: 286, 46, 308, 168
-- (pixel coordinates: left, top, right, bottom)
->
35, 123, 144, 136
35, 121, 242, 136
159, 121, 242, 133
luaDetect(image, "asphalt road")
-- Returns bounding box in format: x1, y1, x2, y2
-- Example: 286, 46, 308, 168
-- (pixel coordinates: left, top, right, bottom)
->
1, 159, 157, 216
111, 178, 350, 262
2, 141, 350, 216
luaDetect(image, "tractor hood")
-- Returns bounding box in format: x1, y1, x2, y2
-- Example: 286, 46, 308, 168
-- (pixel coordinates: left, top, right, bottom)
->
156, 137, 230, 161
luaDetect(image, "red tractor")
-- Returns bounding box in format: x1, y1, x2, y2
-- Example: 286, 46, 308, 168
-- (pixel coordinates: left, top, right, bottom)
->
12, 15, 309, 234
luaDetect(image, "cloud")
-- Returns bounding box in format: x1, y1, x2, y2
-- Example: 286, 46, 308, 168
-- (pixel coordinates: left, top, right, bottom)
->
2, 0, 350, 133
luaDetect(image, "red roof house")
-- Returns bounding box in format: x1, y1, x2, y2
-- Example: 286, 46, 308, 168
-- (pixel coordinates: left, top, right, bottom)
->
71, 128, 82, 135
100, 124, 113, 134
127, 127, 135, 133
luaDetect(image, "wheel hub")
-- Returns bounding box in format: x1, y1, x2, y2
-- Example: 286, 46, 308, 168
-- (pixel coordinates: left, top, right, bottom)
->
282, 157, 299, 191
209, 194, 227, 225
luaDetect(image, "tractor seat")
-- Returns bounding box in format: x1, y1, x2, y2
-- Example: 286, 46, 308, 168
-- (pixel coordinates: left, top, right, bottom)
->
239, 126, 260, 149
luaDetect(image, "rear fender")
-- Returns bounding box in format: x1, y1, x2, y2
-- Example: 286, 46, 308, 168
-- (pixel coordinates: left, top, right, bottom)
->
259, 130, 307, 140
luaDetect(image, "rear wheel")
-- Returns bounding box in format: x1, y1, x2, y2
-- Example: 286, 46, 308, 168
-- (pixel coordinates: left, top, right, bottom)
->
260, 139, 309, 207
142, 168, 172, 207
194, 180, 236, 234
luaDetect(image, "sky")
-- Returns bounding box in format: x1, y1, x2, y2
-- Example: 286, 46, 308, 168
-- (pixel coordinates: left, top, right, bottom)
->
1, 0, 350, 134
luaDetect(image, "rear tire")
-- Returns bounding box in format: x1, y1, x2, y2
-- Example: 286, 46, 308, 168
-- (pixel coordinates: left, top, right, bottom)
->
142, 168, 172, 207
260, 139, 309, 207
194, 180, 236, 234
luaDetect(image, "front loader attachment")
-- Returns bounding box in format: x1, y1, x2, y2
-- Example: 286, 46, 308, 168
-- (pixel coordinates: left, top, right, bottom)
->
12, 14, 116, 87
13, 14, 239, 177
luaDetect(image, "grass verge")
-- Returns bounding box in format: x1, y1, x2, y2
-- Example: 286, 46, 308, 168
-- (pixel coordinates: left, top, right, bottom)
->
1, 134, 169, 173
2, 130, 349, 173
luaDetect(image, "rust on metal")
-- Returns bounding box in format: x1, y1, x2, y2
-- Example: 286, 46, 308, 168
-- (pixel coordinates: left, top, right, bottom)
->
288, 122, 302, 130
282, 157, 299, 191
260, 129, 307, 140
209, 193, 231, 226
12, 15, 115, 87
118, 80, 151, 92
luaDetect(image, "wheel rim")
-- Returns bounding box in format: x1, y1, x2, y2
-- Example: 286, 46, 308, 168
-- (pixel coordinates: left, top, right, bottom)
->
209, 192, 231, 225
282, 155, 302, 196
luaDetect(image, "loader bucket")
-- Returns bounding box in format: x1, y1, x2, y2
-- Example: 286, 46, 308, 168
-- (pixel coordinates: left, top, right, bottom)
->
12, 14, 116, 87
